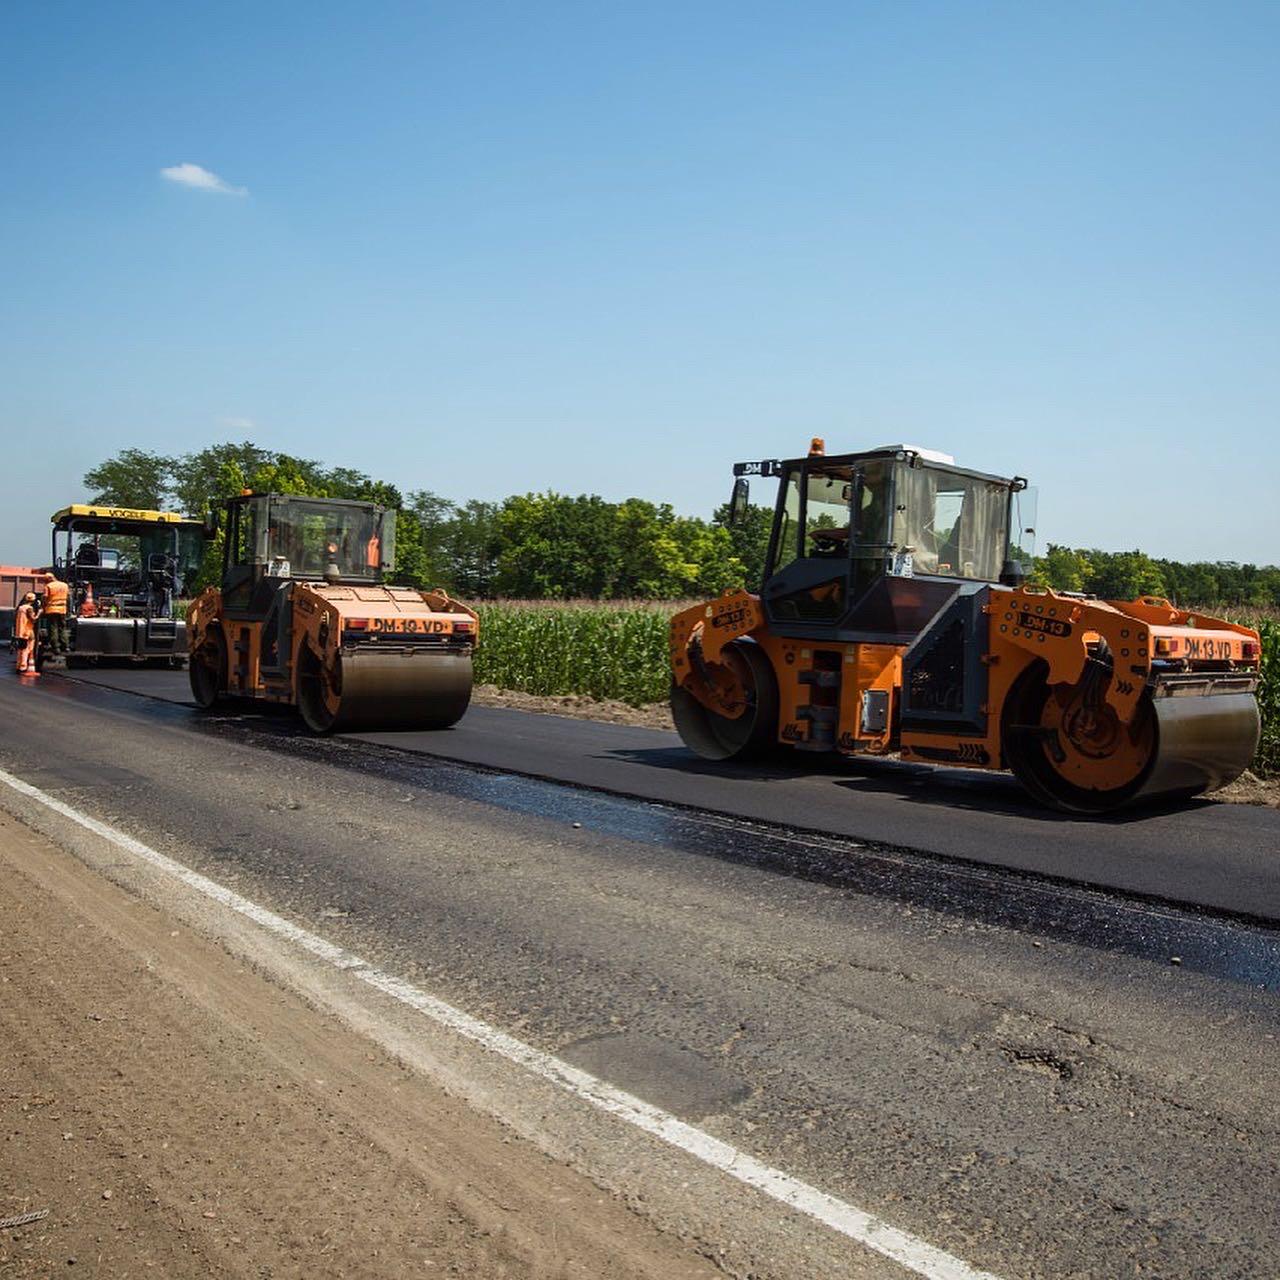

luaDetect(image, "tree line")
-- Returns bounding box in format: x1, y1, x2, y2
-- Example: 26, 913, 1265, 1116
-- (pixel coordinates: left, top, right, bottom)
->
1034, 545, 1280, 609
83, 442, 1278, 607
82, 442, 756, 599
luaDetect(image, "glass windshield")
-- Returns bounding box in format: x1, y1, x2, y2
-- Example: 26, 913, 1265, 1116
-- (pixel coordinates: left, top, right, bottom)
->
767, 461, 893, 576
65, 525, 182, 573
771, 469, 805, 576
894, 465, 1009, 580
266, 498, 391, 580
805, 469, 852, 543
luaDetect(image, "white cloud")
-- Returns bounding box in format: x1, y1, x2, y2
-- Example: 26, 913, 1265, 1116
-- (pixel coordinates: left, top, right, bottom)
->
160, 162, 247, 196
219, 416, 256, 430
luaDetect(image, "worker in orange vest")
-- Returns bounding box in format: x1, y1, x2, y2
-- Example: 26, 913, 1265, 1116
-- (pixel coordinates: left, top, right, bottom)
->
13, 592, 40, 676
41, 572, 70, 657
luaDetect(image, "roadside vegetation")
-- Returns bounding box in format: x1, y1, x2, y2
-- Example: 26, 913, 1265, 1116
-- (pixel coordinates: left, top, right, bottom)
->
84, 440, 1277, 771
1252, 617, 1279, 773
473, 601, 676, 707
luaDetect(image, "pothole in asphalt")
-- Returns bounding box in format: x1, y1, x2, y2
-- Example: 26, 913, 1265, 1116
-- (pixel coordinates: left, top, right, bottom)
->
1001, 1046, 1075, 1079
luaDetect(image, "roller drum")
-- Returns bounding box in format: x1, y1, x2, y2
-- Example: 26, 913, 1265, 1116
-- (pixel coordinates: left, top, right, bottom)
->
301, 648, 473, 733
1136, 687, 1261, 803
1003, 666, 1261, 813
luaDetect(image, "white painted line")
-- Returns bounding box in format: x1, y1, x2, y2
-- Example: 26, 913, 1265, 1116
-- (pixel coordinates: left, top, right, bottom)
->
0, 765, 1004, 1280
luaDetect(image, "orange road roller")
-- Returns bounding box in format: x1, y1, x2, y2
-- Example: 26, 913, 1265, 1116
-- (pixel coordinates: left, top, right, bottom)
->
670, 440, 1262, 813
188, 492, 477, 733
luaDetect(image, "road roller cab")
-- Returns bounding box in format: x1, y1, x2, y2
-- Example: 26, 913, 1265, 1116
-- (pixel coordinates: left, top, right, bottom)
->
670, 441, 1263, 812
188, 492, 478, 732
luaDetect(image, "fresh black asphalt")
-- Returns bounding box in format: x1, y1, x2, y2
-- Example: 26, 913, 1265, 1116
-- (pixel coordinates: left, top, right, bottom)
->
37, 663, 1280, 920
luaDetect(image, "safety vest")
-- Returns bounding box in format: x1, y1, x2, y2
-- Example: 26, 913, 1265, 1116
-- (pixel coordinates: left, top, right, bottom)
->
43, 579, 69, 614
14, 604, 36, 641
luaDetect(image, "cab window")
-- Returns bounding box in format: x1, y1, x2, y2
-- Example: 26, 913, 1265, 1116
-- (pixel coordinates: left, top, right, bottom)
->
769, 469, 806, 577
894, 465, 1008, 580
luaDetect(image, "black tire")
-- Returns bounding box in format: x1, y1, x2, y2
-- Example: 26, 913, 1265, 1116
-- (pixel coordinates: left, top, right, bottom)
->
189, 628, 226, 710
670, 641, 780, 761
296, 647, 338, 734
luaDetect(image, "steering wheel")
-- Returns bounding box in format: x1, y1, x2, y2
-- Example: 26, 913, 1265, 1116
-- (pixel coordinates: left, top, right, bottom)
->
808, 526, 849, 546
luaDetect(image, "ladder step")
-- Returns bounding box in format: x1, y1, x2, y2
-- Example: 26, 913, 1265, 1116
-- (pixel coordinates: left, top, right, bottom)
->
799, 670, 840, 688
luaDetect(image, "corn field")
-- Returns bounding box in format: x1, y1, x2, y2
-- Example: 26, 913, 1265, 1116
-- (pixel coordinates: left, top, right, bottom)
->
1253, 618, 1279, 774
473, 601, 1279, 775
473, 602, 674, 707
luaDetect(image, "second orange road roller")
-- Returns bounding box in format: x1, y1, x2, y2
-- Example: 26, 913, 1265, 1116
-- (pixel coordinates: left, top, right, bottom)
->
670, 439, 1263, 813
187, 491, 477, 733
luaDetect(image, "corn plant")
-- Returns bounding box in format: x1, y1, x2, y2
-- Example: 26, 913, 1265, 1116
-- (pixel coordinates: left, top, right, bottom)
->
1254, 618, 1279, 774
473, 603, 672, 706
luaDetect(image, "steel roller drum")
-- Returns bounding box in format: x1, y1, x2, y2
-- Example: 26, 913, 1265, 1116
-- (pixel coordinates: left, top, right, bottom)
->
327, 649, 473, 732
1135, 686, 1262, 802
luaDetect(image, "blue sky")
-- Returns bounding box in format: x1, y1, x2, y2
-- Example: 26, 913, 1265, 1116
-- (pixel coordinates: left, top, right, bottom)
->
2, 1, 1277, 566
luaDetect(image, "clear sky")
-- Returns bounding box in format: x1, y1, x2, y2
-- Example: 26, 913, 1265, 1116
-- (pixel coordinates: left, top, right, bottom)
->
2, 1, 1277, 567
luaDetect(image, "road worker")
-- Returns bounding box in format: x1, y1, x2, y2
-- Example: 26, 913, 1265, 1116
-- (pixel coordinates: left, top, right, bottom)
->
41, 572, 69, 658
13, 592, 40, 676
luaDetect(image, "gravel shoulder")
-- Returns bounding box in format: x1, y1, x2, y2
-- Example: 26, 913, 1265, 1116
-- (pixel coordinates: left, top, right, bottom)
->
0, 810, 718, 1280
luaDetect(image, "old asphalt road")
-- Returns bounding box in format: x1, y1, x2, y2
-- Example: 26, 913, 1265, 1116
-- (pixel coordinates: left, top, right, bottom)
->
3, 665, 1280, 1277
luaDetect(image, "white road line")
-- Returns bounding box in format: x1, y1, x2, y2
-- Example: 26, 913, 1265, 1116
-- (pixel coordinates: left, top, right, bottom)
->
0, 765, 1004, 1280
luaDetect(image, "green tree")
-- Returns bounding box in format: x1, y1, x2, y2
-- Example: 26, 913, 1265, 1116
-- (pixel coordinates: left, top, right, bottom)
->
1159, 560, 1221, 608
189, 460, 251, 592
83, 449, 174, 509
494, 493, 620, 598
247, 454, 331, 498
1088, 549, 1167, 601
673, 517, 746, 595
398, 490, 459, 589
713, 500, 773, 589
611, 499, 697, 598
447, 500, 503, 597
171, 442, 272, 516
1036, 544, 1095, 593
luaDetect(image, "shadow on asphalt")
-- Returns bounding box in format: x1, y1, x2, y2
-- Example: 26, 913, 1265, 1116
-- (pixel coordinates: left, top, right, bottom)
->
38, 664, 1221, 829
605, 744, 1214, 826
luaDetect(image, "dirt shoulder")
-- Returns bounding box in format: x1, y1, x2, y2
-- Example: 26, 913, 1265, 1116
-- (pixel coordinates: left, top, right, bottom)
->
1214, 769, 1280, 808
470, 684, 675, 731
0, 811, 717, 1280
